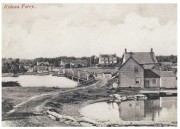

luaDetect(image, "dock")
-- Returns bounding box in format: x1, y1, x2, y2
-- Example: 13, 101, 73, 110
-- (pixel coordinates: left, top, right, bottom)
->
140, 90, 177, 97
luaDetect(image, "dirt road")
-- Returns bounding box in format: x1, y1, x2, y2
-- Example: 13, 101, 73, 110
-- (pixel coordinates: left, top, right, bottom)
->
2, 78, 109, 127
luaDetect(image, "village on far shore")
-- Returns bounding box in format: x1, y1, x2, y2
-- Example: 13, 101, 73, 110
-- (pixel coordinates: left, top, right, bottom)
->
2, 48, 177, 127
2, 48, 177, 89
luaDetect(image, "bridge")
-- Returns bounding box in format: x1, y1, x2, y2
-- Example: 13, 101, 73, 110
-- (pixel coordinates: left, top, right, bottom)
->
64, 69, 93, 83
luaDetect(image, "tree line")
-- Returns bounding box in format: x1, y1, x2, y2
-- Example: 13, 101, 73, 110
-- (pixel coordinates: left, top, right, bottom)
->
156, 55, 177, 63
2, 55, 176, 73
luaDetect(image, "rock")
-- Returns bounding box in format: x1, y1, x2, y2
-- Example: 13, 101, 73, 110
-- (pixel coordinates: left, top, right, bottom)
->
64, 119, 71, 124
48, 114, 56, 120
80, 122, 95, 127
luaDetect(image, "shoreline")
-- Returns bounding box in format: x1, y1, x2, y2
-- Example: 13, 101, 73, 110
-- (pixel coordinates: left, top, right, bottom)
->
45, 97, 177, 127
2, 78, 177, 127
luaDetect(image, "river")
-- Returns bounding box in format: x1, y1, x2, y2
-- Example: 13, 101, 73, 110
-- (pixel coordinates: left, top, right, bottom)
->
2, 75, 77, 88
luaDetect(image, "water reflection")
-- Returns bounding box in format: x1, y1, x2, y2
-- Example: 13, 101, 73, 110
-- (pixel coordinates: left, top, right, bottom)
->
119, 100, 145, 121
2, 75, 77, 87
80, 97, 177, 122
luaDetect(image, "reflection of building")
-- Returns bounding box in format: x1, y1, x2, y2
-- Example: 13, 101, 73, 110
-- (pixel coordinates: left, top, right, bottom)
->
118, 99, 162, 121
119, 100, 145, 121
116, 97, 176, 122
144, 99, 161, 121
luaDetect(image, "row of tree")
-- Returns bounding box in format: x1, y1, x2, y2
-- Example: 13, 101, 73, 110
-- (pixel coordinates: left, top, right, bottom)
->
2, 55, 176, 73
156, 55, 177, 63
2, 58, 27, 74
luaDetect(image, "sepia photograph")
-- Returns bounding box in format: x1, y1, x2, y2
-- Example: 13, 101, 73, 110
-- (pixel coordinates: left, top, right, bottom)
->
1, 2, 177, 127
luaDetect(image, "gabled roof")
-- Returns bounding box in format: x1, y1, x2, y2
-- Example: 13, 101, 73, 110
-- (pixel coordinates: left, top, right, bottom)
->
99, 54, 117, 58
123, 52, 158, 64
37, 62, 49, 66
161, 71, 176, 77
118, 57, 143, 70
144, 69, 160, 78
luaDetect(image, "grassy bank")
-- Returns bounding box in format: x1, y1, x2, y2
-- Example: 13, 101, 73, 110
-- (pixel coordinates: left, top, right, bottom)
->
2, 81, 177, 127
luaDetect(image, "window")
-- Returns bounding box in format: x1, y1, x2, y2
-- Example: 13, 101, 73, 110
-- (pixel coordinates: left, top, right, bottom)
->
134, 66, 138, 73
152, 79, 156, 84
135, 78, 140, 84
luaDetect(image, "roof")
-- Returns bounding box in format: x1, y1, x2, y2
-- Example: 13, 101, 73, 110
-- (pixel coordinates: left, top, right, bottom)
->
61, 59, 87, 65
119, 57, 144, 70
37, 62, 49, 66
99, 54, 117, 58
123, 52, 158, 64
161, 71, 176, 77
144, 69, 160, 78
71, 60, 87, 65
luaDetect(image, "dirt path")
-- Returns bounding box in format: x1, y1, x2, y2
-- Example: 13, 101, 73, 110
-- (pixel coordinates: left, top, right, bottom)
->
3, 78, 109, 127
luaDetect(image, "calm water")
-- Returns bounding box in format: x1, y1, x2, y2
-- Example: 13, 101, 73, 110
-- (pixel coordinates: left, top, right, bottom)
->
2, 75, 77, 88
80, 97, 177, 123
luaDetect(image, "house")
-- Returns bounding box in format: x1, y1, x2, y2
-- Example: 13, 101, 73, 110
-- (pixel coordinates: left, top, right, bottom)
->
60, 59, 88, 68
122, 48, 158, 69
118, 48, 176, 88
36, 61, 49, 73
144, 69, 160, 88
99, 54, 117, 66
160, 71, 177, 88
118, 57, 144, 88
71, 60, 88, 67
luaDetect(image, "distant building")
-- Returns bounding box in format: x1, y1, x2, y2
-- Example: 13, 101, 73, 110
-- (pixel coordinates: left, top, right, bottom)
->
36, 61, 49, 73
99, 54, 117, 66
118, 48, 177, 88
60, 59, 88, 68
71, 60, 88, 67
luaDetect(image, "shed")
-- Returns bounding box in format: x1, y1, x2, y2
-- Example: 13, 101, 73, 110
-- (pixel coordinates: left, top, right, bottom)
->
160, 71, 177, 88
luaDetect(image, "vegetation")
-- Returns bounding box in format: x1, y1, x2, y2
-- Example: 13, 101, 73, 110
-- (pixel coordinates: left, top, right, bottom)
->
2, 58, 27, 73
2, 81, 21, 87
156, 55, 177, 63
2, 55, 176, 74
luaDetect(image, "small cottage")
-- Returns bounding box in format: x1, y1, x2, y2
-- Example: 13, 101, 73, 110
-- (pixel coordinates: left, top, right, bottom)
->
160, 71, 177, 89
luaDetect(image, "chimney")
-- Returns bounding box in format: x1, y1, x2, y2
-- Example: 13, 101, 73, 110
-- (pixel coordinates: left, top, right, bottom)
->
129, 52, 133, 57
125, 48, 127, 53
151, 48, 153, 53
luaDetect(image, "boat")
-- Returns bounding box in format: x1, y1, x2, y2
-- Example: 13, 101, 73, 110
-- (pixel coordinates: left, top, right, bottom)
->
134, 94, 147, 100
37, 72, 49, 76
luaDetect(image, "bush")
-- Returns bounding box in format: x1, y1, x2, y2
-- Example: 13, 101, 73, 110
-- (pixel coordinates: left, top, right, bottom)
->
2, 81, 21, 87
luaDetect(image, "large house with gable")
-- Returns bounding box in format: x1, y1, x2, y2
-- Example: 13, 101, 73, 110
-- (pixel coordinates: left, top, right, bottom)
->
118, 48, 176, 88
99, 54, 117, 67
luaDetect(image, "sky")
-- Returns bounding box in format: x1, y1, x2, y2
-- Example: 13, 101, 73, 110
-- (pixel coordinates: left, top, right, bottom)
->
2, 4, 177, 59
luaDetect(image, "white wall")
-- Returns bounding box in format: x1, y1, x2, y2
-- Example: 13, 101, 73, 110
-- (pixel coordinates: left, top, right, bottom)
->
160, 77, 177, 88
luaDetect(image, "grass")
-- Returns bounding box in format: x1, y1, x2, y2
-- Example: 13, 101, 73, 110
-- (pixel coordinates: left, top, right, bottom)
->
72, 67, 118, 74
2, 87, 65, 112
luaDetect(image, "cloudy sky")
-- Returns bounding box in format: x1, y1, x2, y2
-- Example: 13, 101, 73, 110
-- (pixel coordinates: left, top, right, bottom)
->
2, 4, 177, 59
